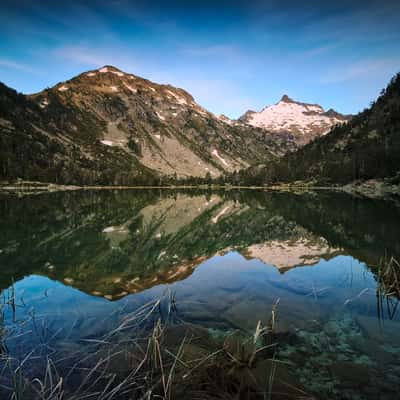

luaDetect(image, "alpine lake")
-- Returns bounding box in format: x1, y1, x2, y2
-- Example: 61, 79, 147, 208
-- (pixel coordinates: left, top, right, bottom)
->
1, 189, 400, 399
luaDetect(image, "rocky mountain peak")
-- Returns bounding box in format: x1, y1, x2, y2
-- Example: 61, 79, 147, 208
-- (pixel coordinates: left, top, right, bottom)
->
279, 94, 295, 103
99, 65, 123, 72
239, 95, 351, 146
94, 65, 133, 78
2, 65, 295, 184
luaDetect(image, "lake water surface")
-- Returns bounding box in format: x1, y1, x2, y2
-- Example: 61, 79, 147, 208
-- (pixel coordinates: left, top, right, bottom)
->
1, 190, 400, 399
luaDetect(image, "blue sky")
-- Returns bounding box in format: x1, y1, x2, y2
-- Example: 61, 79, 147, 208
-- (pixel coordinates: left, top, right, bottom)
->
1, 0, 399, 118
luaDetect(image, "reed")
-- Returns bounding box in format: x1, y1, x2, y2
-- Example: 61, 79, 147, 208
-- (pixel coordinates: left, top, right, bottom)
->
0, 291, 306, 400
376, 256, 400, 321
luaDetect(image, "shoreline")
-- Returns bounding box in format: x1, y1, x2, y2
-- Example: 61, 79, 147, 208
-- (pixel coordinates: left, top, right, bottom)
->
1, 180, 399, 200
0, 182, 340, 192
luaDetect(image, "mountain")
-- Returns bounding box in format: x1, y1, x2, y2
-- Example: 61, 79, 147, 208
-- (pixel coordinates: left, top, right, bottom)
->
0, 66, 295, 185
236, 73, 400, 186
239, 94, 351, 145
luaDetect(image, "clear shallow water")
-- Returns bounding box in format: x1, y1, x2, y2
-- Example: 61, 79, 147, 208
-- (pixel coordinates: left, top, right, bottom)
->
1, 189, 400, 398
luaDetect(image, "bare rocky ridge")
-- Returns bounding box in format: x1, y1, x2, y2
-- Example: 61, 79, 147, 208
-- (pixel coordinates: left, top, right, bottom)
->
0, 65, 296, 184
0, 65, 352, 184
239, 94, 351, 146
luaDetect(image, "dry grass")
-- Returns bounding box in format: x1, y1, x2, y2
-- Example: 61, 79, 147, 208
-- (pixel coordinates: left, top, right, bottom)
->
0, 290, 309, 400
376, 257, 400, 320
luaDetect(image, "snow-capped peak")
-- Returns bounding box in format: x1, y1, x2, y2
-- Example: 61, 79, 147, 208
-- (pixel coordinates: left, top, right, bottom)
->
240, 95, 350, 144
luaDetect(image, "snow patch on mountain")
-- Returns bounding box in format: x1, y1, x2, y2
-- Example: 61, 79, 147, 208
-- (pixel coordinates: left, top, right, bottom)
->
212, 206, 230, 224
100, 140, 115, 146
167, 90, 187, 105
39, 99, 49, 108
58, 85, 69, 92
110, 71, 124, 77
218, 114, 234, 125
123, 83, 137, 93
240, 95, 350, 143
98, 67, 124, 76
212, 149, 229, 166
103, 226, 117, 233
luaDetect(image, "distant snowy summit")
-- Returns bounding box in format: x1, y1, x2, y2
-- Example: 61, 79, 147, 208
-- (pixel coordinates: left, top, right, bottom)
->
239, 95, 351, 145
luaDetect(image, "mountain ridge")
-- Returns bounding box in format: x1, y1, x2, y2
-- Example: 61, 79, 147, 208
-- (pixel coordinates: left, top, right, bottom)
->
234, 72, 400, 187
239, 94, 351, 145
3, 64, 382, 187
0, 65, 296, 184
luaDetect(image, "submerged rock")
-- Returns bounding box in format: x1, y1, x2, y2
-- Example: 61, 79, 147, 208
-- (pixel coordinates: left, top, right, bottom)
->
356, 315, 400, 346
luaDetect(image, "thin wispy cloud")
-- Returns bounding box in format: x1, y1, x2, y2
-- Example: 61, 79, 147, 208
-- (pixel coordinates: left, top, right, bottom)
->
298, 44, 339, 59
182, 45, 240, 58
54, 46, 115, 67
0, 59, 40, 74
302, 1, 400, 45
321, 57, 400, 84
53, 45, 157, 80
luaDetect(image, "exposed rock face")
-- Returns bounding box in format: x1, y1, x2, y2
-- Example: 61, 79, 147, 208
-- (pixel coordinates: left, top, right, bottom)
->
0, 66, 296, 184
240, 95, 351, 145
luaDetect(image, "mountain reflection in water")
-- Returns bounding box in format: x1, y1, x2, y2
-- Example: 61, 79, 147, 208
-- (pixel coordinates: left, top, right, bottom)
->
1, 189, 400, 398
1, 190, 399, 299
